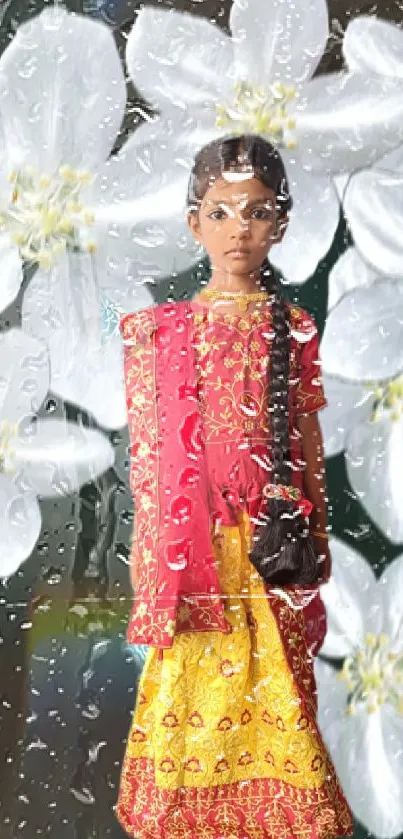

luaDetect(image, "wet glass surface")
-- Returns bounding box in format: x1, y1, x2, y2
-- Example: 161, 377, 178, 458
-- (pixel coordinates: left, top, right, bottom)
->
1, 1, 403, 838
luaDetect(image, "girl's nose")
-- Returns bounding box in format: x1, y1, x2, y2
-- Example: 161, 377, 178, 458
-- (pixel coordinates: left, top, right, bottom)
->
233, 216, 250, 237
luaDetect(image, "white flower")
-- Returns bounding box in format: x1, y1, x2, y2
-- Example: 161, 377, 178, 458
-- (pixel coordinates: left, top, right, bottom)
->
315, 539, 403, 838
0, 328, 114, 578
319, 252, 403, 542
126, 0, 403, 285
344, 15, 403, 86
21, 249, 153, 430
0, 7, 200, 428
341, 155, 403, 280
318, 17, 403, 541
334, 15, 403, 278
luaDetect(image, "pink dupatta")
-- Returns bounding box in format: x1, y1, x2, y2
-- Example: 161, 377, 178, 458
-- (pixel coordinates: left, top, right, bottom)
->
121, 302, 230, 648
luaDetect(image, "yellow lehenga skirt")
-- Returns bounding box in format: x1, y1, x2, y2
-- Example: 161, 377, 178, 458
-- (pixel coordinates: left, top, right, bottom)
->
116, 513, 353, 839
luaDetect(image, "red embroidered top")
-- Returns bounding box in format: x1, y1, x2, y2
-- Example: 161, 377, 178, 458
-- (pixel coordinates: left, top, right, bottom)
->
191, 302, 327, 526
120, 300, 327, 648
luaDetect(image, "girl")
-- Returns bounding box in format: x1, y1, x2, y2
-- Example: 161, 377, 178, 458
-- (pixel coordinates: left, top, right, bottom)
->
116, 135, 353, 839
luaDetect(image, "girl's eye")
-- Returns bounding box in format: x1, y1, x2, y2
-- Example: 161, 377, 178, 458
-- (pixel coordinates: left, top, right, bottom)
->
208, 210, 227, 220
251, 207, 272, 220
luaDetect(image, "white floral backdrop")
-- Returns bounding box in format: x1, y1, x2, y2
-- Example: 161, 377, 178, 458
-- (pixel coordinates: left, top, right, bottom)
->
1, 1, 403, 837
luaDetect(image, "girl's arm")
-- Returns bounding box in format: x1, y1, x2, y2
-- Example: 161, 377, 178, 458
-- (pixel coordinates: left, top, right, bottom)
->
297, 411, 331, 583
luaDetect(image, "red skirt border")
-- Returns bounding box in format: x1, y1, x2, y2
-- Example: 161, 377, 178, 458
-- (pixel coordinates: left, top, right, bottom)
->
116, 755, 353, 839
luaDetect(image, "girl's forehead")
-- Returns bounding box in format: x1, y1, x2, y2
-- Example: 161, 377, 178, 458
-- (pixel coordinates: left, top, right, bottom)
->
202, 177, 275, 204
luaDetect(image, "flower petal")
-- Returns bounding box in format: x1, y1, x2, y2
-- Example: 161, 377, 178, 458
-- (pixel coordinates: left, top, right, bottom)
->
321, 278, 403, 382
0, 7, 125, 170
319, 375, 374, 458
379, 554, 403, 649
271, 161, 339, 285
296, 72, 403, 175
346, 412, 403, 545
88, 120, 202, 276
320, 537, 381, 658
0, 328, 49, 423
89, 234, 158, 304
333, 173, 350, 202
314, 659, 347, 746
376, 144, 403, 174
0, 474, 41, 577
230, 0, 328, 86
344, 16, 403, 79
0, 236, 23, 314
328, 246, 379, 312
21, 252, 152, 429
12, 418, 114, 497
126, 7, 233, 113
344, 169, 403, 277
325, 705, 403, 839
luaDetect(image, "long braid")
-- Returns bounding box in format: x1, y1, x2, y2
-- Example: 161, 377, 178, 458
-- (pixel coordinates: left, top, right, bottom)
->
262, 262, 291, 486
249, 260, 318, 586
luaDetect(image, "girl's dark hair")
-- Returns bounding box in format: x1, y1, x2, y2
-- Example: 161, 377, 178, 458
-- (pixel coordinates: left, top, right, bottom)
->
187, 134, 318, 588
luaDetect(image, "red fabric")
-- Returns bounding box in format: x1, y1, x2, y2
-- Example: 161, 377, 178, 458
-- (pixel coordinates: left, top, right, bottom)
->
121, 303, 230, 648
268, 586, 328, 658
301, 589, 328, 657
192, 303, 327, 528
117, 757, 353, 839
116, 587, 348, 839
121, 301, 327, 652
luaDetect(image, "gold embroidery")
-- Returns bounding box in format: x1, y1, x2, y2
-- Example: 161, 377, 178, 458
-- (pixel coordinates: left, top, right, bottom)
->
116, 514, 353, 839
164, 620, 176, 638
122, 310, 177, 646
193, 304, 326, 443
123, 516, 329, 790
296, 387, 327, 413
122, 306, 230, 646
122, 303, 326, 646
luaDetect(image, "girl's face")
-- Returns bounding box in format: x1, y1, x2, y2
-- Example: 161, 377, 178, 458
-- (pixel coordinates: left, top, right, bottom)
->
187, 175, 287, 277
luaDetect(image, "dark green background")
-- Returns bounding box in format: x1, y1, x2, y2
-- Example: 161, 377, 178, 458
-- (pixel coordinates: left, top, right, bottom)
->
0, 1, 401, 837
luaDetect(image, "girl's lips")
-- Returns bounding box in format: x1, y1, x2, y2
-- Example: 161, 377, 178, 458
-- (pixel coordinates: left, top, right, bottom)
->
226, 250, 250, 257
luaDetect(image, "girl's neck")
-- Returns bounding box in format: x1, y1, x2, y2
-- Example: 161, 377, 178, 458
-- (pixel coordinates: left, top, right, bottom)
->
207, 268, 264, 294
193, 271, 272, 317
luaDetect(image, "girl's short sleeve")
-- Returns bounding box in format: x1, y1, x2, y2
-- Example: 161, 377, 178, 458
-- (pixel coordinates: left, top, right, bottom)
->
293, 310, 327, 417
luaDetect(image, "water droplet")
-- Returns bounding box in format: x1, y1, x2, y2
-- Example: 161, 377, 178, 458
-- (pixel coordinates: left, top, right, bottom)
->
26, 737, 48, 752
115, 542, 129, 564
69, 773, 95, 806
42, 567, 62, 586
36, 541, 49, 556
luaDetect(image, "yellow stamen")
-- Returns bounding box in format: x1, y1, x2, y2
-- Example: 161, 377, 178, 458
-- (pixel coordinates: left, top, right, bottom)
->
0, 164, 96, 267
215, 80, 297, 148
339, 632, 403, 717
